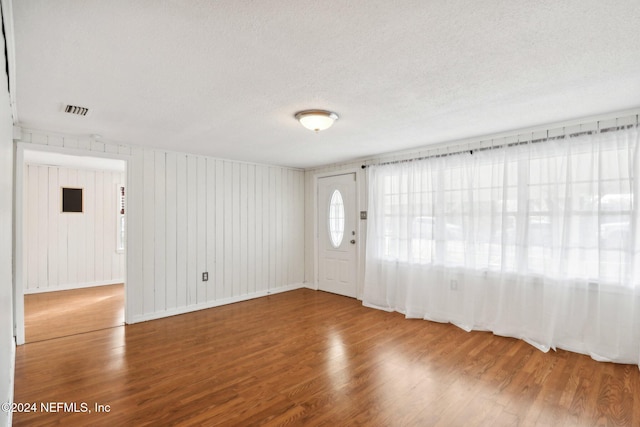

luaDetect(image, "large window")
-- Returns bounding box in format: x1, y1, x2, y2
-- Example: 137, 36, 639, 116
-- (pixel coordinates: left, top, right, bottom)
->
370, 131, 638, 285
363, 126, 640, 366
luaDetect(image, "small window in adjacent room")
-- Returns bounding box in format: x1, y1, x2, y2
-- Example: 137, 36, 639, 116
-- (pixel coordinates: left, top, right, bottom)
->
61, 187, 83, 213
117, 185, 125, 253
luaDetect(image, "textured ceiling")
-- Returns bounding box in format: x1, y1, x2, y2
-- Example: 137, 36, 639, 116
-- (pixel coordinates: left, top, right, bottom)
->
12, 0, 640, 168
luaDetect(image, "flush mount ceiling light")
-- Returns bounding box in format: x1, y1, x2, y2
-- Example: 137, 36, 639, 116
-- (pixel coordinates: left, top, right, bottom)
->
295, 110, 339, 132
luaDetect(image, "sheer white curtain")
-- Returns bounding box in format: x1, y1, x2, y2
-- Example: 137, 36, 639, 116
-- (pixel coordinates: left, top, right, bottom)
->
363, 126, 640, 365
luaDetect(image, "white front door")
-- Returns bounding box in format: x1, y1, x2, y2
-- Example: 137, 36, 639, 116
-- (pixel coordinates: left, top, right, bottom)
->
318, 173, 357, 298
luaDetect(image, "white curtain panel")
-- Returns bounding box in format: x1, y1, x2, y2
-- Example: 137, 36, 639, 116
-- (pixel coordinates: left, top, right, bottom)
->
363, 126, 640, 366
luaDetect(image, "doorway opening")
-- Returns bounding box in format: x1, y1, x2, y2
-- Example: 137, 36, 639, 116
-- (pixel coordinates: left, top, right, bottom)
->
17, 148, 127, 343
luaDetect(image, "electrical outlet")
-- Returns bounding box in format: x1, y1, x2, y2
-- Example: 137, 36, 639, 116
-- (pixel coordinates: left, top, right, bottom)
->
360, 211, 367, 220
202, 272, 209, 281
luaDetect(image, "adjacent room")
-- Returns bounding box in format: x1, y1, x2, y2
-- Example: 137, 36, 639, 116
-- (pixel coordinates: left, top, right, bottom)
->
21, 151, 126, 342
1, 1, 639, 426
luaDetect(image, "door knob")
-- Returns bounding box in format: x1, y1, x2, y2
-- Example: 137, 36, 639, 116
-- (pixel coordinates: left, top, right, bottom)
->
350, 239, 356, 244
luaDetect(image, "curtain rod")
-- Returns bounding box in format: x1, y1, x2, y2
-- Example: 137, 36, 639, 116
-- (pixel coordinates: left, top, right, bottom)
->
361, 116, 639, 169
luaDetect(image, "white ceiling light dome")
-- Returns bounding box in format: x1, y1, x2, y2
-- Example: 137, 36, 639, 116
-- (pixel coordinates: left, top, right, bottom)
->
295, 110, 339, 132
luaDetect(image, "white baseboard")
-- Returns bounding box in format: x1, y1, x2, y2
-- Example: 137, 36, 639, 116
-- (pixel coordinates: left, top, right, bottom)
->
23, 280, 124, 294
130, 283, 305, 324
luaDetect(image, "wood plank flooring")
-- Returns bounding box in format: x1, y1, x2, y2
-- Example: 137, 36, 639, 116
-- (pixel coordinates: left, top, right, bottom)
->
24, 284, 124, 342
13, 289, 640, 426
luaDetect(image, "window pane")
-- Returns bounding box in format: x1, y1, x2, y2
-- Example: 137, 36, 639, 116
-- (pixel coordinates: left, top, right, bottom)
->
329, 190, 344, 248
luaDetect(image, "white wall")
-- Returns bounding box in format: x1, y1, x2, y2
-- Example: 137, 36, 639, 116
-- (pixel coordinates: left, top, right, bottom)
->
0, 8, 14, 427
0, 118, 12, 427
18, 129, 305, 322
23, 164, 125, 293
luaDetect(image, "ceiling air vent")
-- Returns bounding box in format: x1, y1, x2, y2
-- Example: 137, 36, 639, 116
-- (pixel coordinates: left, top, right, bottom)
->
64, 105, 89, 116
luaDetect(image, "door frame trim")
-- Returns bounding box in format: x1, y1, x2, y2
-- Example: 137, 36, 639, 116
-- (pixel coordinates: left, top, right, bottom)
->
312, 169, 362, 299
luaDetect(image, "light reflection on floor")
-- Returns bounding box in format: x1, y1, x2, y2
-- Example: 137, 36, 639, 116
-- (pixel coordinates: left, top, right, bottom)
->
24, 283, 125, 342
325, 330, 350, 394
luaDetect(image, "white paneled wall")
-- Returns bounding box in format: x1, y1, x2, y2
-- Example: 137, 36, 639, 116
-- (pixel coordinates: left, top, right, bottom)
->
23, 164, 125, 293
19, 129, 305, 322
133, 150, 305, 318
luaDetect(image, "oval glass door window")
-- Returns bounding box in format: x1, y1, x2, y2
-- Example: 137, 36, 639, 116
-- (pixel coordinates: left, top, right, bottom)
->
329, 189, 345, 248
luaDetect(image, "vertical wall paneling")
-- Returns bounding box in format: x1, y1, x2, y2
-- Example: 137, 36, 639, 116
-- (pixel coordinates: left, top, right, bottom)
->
283, 170, 288, 286
272, 168, 281, 289
20, 130, 305, 323
206, 158, 217, 301
23, 163, 125, 293
263, 167, 271, 291
284, 170, 300, 288
36, 166, 48, 288
277, 168, 284, 288
186, 155, 198, 305
57, 168, 69, 287
67, 169, 79, 286
298, 173, 304, 278
239, 163, 248, 296
232, 163, 241, 297
88, 169, 97, 282
175, 154, 188, 308
106, 173, 119, 278
142, 150, 156, 314
196, 156, 207, 303
297, 172, 305, 280
288, 170, 296, 285
47, 168, 58, 287
287, 170, 294, 285
165, 152, 178, 311
94, 171, 105, 282
154, 151, 167, 312
254, 166, 263, 291
76, 169, 86, 284
215, 159, 225, 299
23, 169, 38, 289
26, 166, 38, 289
223, 162, 233, 299
129, 148, 145, 317
281, 170, 288, 287
82, 169, 94, 283
24, 167, 33, 288
247, 165, 256, 294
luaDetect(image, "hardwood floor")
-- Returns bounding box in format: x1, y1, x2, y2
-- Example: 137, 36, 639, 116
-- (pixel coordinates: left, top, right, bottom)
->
13, 289, 640, 426
24, 284, 124, 342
